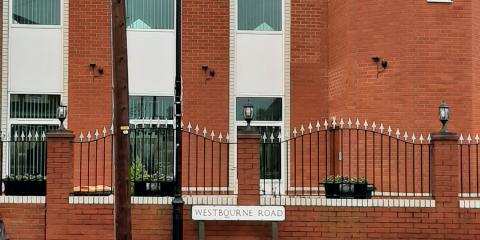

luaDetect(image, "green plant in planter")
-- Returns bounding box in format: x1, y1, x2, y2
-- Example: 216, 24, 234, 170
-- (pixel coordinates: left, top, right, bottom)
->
150, 172, 174, 182
130, 159, 149, 181
350, 177, 357, 184
358, 176, 367, 184
322, 175, 335, 184
7, 174, 46, 181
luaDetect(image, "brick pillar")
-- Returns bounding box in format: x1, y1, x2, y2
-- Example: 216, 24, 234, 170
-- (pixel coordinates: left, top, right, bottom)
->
430, 132, 459, 208
45, 130, 74, 240
237, 130, 260, 205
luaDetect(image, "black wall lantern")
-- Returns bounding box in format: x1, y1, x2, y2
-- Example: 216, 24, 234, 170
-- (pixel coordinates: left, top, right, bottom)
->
439, 101, 450, 133
57, 103, 67, 130
243, 102, 254, 130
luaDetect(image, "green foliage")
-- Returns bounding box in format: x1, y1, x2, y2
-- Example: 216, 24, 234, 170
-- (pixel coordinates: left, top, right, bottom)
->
130, 159, 150, 181
6, 174, 46, 181
322, 175, 369, 184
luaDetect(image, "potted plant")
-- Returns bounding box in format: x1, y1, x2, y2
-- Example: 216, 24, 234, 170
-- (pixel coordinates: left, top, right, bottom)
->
352, 176, 369, 199
146, 172, 175, 196
3, 174, 46, 196
339, 176, 353, 197
130, 160, 150, 196
323, 175, 340, 198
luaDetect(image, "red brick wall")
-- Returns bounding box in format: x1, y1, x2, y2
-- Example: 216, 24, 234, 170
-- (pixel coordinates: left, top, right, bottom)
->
290, 0, 330, 128
68, 0, 113, 133
182, 0, 229, 133
0, 205, 45, 239
473, 0, 480, 132
327, 1, 473, 134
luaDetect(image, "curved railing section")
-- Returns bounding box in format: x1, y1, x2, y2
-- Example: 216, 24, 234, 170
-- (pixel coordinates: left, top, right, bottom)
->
260, 118, 432, 200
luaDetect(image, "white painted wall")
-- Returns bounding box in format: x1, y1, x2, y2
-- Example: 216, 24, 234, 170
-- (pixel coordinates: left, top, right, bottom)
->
236, 33, 284, 96
127, 30, 175, 96
9, 27, 63, 93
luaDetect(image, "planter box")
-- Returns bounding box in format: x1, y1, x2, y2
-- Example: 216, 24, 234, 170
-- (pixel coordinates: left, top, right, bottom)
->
3, 180, 46, 196
324, 183, 341, 198
353, 183, 368, 199
133, 181, 175, 196
324, 183, 373, 199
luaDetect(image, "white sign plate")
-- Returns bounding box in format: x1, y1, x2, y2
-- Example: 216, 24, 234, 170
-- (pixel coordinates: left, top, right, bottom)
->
192, 205, 285, 221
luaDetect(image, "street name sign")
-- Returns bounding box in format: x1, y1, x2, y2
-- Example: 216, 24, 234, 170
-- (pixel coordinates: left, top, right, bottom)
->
192, 205, 285, 221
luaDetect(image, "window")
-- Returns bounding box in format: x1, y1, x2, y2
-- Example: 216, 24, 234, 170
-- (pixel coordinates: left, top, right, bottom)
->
129, 96, 174, 183
12, 0, 61, 25
126, 0, 174, 30
8, 94, 60, 178
237, 0, 282, 31
236, 97, 282, 180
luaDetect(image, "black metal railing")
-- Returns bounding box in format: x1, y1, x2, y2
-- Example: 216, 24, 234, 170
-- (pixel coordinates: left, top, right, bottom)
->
1, 133, 47, 196
72, 124, 233, 197
459, 134, 480, 198
73, 128, 113, 195
183, 125, 231, 196
260, 120, 432, 200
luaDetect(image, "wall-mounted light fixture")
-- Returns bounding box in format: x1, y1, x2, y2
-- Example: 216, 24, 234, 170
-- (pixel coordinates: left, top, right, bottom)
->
243, 101, 254, 131
201, 65, 215, 80
439, 101, 450, 133
372, 56, 388, 78
57, 103, 67, 130
89, 63, 104, 81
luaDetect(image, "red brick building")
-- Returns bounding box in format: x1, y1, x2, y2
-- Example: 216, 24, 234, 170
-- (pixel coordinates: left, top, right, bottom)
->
1, 0, 480, 239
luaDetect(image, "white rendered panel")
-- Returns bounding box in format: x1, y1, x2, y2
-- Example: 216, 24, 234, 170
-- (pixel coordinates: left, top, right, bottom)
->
9, 28, 63, 92
127, 31, 175, 96
236, 33, 283, 96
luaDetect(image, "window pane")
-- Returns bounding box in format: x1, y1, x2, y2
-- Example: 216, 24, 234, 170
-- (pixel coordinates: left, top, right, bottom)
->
129, 126, 174, 182
9, 124, 56, 178
238, 126, 281, 179
127, 0, 174, 29
13, 0, 61, 25
238, 0, 282, 31
236, 97, 282, 121
10, 94, 60, 119
129, 96, 174, 120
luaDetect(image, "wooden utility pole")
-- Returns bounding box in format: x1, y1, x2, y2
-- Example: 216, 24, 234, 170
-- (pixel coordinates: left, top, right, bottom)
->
111, 0, 132, 239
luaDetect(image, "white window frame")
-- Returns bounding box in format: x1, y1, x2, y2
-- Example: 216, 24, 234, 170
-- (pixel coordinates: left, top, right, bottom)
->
126, 0, 176, 33
128, 94, 176, 178
234, 96, 286, 195
236, 0, 284, 35
9, 0, 64, 29
4, 93, 62, 179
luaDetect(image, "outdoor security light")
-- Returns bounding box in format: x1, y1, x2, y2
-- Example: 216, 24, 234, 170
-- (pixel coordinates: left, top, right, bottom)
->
439, 101, 449, 133
57, 103, 67, 130
243, 102, 254, 129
